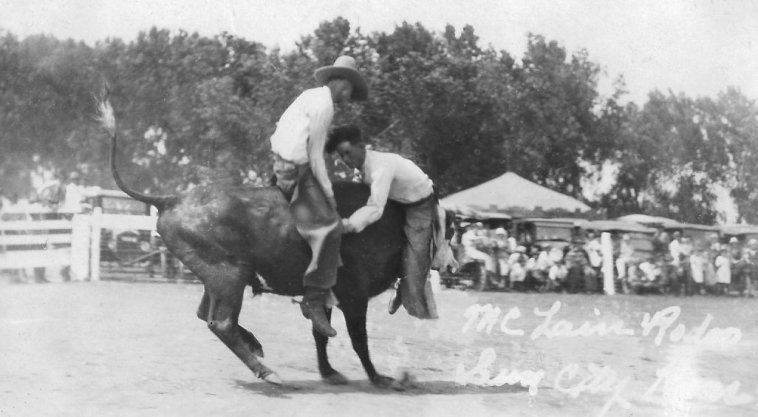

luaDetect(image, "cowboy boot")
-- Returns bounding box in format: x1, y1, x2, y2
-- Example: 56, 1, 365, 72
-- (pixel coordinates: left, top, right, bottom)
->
302, 287, 337, 337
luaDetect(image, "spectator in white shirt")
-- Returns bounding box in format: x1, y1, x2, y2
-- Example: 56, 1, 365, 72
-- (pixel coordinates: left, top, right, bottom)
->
269, 56, 368, 338
460, 223, 496, 274
585, 231, 603, 269
326, 125, 439, 319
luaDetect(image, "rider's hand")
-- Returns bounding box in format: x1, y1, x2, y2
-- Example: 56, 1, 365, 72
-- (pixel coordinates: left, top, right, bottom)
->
341, 218, 356, 234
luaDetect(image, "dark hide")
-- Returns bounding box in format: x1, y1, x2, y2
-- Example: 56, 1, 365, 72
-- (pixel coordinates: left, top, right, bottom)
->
151, 181, 406, 385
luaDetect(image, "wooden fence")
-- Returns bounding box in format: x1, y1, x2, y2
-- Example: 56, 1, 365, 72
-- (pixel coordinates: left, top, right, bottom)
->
0, 211, 183, 282
0, 218, 72, 270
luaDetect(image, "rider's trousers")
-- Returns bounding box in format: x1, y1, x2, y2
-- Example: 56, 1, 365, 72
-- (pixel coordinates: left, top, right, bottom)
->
274, 157, 341, 290
400, 195, 439, 319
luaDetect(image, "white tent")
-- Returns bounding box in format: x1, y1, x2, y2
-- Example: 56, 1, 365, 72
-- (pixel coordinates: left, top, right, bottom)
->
440, 172, 591, 217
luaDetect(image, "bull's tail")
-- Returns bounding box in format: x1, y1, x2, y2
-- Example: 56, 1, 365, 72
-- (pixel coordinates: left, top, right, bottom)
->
97, 92, 177, 211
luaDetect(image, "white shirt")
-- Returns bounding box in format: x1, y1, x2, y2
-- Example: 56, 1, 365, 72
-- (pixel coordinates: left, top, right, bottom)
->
585, 238, 602, 267
345, 150, 434, 233
270, 86, 334, 196
59, 183, 85, 212
461, 230, 485, 255
715, 255, 731, 284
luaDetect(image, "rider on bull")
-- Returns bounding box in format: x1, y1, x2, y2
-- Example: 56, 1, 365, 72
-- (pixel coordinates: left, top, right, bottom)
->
326, 125, 441, 319
269, 56, 368, 337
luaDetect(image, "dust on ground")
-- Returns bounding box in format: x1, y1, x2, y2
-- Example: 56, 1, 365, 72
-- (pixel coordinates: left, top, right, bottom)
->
1, 281, 756, 417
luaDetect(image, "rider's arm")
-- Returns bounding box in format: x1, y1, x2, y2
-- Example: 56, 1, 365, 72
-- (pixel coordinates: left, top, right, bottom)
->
343, 164, 393, 233
307, 94, 336, 207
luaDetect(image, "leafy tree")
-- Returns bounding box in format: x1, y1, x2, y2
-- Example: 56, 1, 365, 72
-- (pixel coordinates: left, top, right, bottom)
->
708, 88, 758, 223
604, 91, 731, 223
3, 17, 754, 229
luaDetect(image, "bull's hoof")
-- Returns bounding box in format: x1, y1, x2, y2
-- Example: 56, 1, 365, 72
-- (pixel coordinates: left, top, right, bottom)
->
370, 374, 395, 389
322, 371, 349, 385
392, 371, 417, 391
261, 372, 283, 386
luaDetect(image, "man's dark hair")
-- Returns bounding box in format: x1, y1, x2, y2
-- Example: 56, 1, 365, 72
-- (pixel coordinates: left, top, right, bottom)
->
326, 125, 363, 153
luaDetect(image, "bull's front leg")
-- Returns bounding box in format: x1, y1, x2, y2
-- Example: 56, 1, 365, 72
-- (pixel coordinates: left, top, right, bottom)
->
313, 308, 349, 385
341, 301, 394, 388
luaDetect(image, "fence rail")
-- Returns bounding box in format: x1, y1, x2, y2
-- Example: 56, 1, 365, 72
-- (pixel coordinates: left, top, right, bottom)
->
1, 219, 73, 272
0, 212, 186, 282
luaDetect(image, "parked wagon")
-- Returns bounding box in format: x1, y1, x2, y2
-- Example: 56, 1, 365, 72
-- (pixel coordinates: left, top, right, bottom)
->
720, 224, 758, 244
583, 219, 665, 294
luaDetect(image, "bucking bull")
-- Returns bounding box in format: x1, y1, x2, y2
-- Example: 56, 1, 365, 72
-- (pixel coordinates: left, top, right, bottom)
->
98, 98, 452, 388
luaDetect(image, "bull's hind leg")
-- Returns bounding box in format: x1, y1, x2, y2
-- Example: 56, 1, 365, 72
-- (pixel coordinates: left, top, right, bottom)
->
165, 229, 278, 383
313, 309, 348, 385
191, 261, 281, 385
197, 288, 264, 357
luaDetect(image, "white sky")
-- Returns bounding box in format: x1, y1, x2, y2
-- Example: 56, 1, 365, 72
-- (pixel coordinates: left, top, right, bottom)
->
1, 0, 757, 104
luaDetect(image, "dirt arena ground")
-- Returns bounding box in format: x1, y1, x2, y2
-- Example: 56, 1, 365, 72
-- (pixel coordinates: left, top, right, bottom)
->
1, 281, 757, 417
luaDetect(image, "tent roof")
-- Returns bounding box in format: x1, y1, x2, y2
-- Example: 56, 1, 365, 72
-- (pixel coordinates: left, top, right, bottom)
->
615, 214, 682, 228
721, 224, 758, 236
440, 172, 591, 216
616, 214, 719, 232
584, 220, 656, 234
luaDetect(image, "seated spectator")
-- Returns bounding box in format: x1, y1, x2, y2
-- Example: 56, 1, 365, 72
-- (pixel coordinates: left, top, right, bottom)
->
491, 228, 511, 278
545, 244, 567, 291
508, 246, 528, 290
585, 231, 603, 271
460, 222, 495, 273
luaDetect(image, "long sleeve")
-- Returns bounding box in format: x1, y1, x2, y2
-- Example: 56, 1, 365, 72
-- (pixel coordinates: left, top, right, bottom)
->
307, 96, 335, 200
344, 164, 394, 233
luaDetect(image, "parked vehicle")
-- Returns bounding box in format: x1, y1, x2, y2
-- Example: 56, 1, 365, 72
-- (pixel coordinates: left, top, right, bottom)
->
85, 190, 157, 264
583, 220, 662, 294
512, 217, 585, 248
663, 222, 720, 248
720, 224, 758, 244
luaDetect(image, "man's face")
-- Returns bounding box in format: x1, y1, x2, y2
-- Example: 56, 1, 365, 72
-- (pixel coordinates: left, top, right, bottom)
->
334, 141, 366, 170
328, 79, 354, 104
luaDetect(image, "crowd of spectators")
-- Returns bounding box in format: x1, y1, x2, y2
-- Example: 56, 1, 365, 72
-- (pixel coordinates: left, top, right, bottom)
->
643, 230, 756, 296
451, 222, 599, 293
448, 222, 756, 297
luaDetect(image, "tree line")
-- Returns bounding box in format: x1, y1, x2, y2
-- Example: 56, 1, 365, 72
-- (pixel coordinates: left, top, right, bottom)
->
1, 17, 757, 224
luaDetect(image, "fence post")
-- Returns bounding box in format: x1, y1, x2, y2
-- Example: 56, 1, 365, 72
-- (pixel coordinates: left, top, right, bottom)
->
70, 214, 91, 281
601, 232, 615, 295
89, 207, 102, 281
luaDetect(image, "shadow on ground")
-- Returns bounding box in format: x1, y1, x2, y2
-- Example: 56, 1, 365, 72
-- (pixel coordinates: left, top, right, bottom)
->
234, 378, 530, 398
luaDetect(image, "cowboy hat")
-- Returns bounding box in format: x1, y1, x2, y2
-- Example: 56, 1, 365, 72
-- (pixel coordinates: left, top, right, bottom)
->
314, 56, 368, 101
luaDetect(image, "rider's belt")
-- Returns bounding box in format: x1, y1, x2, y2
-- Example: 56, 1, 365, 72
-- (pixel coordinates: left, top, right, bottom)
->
273, 154, 303, 182
400, 192, 436, 208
